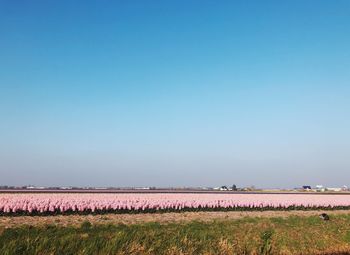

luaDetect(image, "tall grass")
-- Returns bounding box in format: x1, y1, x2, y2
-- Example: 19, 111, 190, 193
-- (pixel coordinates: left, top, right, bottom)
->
2, 215, 350, 254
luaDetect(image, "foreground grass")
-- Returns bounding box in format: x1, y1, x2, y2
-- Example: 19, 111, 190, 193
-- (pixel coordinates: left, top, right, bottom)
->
2, 214, 350, 254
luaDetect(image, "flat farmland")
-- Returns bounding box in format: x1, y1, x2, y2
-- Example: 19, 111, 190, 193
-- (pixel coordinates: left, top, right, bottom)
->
2, 193, 350, 255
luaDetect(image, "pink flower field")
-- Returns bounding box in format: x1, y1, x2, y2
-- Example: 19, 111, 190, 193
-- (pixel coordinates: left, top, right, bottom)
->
1, 193, 350, 215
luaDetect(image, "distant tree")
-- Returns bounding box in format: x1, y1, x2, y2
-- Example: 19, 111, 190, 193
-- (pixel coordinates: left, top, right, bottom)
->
231, 184, 237, 191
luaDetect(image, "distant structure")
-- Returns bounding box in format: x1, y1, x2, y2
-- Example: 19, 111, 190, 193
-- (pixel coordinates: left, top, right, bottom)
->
316, 185, 325, 192
213, 185, 240, 191
301, 185, 348, 193
302, 186, 312, 191
326, 187, 342, 192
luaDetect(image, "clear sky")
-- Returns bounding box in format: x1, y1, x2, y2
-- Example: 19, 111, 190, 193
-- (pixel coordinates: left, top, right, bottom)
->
1, 0, 350, 188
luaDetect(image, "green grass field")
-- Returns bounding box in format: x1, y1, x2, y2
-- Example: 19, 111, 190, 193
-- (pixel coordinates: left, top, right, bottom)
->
2, 214, 350, 255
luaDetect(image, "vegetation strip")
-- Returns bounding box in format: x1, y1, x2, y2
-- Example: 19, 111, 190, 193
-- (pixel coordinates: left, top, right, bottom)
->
3, 205, 350, 217
1, 210, 350, 228
2, 215, 350, 255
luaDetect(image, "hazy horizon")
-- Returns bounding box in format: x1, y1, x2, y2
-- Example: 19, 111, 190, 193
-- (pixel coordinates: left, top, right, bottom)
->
1, 1, 350, 188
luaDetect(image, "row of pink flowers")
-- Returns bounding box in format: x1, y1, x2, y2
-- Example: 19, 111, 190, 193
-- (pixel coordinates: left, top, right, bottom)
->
1, 193, 350, 214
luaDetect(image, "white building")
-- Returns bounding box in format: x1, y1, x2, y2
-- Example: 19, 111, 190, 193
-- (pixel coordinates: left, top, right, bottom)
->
326, 187, 342, 192
315, 185, 325, 192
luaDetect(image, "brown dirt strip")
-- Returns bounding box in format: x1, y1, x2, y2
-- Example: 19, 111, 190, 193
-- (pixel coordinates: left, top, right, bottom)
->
1, 210, 350, 228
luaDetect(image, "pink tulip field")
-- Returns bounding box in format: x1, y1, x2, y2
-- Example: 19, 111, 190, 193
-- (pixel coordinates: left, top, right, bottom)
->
1, 193, 350, 215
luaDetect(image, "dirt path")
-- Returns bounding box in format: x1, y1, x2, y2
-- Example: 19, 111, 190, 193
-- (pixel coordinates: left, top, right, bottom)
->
1, 210, 350, 228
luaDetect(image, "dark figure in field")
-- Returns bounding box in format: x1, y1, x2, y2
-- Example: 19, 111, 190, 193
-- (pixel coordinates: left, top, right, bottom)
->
319, 213, 330, 221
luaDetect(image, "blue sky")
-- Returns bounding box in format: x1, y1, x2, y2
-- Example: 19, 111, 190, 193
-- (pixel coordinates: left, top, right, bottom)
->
1, 0, 350, 188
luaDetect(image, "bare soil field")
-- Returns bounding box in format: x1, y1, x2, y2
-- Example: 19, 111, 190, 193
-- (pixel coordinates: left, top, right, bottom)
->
2, 209, 350, 228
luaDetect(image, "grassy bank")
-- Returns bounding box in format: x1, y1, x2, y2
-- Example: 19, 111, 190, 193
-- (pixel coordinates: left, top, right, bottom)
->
1, 214, 350, 255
